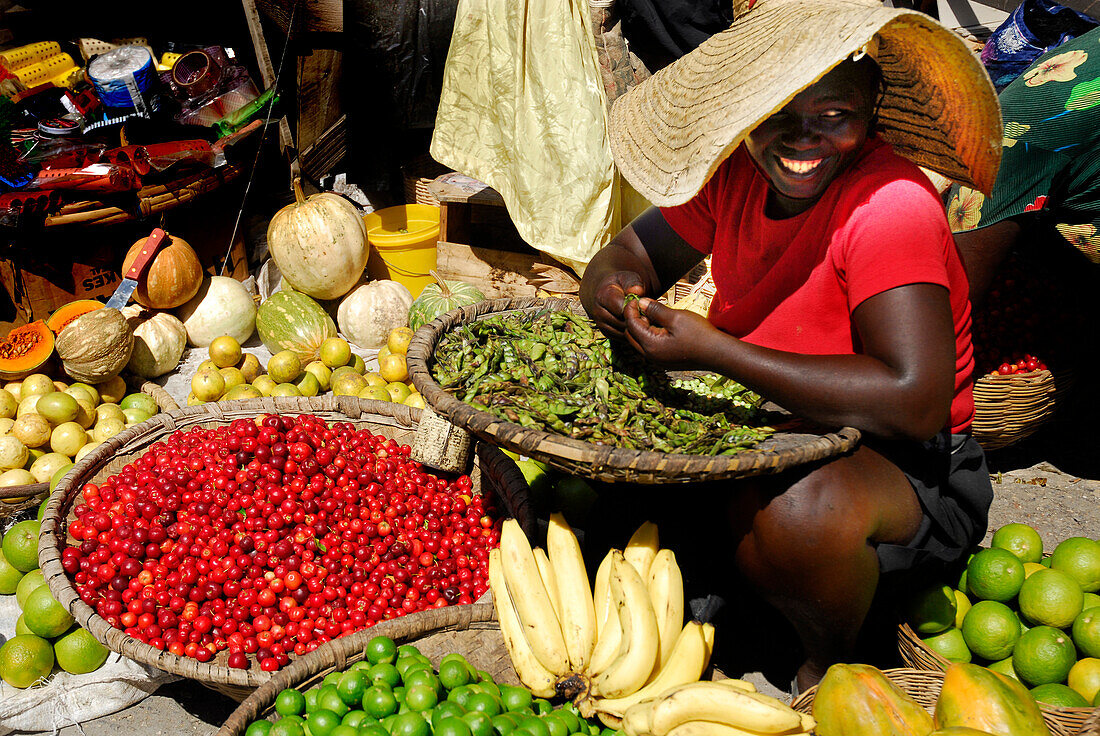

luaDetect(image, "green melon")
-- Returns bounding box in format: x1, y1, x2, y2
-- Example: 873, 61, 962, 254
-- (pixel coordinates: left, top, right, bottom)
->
255, 290, 338, 365
408, 272, 485, 331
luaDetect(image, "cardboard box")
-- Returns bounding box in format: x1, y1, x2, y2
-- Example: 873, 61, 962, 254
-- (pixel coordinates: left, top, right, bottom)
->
0, 238, 121, 331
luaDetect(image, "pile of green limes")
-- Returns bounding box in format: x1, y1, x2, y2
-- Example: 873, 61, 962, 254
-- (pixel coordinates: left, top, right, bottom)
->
244, 635, 617, 736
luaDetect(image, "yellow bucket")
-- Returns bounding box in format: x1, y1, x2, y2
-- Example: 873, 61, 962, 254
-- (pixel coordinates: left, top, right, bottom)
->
364, 204, 441, 299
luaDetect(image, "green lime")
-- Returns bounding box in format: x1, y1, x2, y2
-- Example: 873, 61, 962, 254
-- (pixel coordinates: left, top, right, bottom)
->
405, 669, 443, 696
1073, 607, 1100, 658
405, 684, 439, 712
343, 711, 370, 728
492, 715, 518, 735
1068, 658, 1100, 703
338, 670, 371, 707
360, 725, 390, 736
324, 673, 344, 689
906, 583, 959, 635
330, 726, 359, 736
500, 686, 533, 713
394, 686, 407, 703
305, 688, 322, 713
479, 681, 502, 699
351, 661, 373, 673
270, 718, 306, 736
953, 589, 972, 629
433, 702, 467, 728
449, 685, 476, 708
307, 709, 344, 736
367, 662, 401, 689
992, 523, 1045, 564
1050, 537, 1100, 593
921, 627, 972, 664
960, 600, 1022, 661
1013, 625, 1078, 686
464, 709, 496, 736
436, 717, 474, 736
396, 656, 426, 678
966, 548, 1026, 602
397, 644, 422, 659
542, 714, 568, 736
391, 712, 431, 736
363, 686, 399, 719
516, 716, 551, 736
245, 720, 273, 736
320, 688, 351, 717
467, 692, 503, 718
440, 658, 473, 689
1018, 568, 1084, 628
0, 551, 23, 595
550, 708, 579, 734
367, 635, 398, 665
531, 699, 551, 715
1029, 683, 1090, 707
276, 688, 308, 717
988, 657, 1020, 681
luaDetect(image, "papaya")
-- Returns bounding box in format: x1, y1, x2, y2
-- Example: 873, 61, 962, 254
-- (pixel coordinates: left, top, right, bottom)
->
813, 663, 935, 736
0, 321, 55, 380
935, 663, 1051, 736
46, 299, 104, 334
930, 730, 1000, 735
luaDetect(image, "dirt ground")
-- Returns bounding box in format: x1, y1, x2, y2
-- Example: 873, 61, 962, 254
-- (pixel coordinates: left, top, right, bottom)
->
21, 378, 1100, 735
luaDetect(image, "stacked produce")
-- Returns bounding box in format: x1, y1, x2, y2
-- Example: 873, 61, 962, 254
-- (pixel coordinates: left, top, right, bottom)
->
58, 413, 502, 672
489, 516, 808, 735
811, 662, 1053, 736
242, 635, 609, 736
0, 471, 112, 688
907, 523, 1100, 708
431, 311, 771, 455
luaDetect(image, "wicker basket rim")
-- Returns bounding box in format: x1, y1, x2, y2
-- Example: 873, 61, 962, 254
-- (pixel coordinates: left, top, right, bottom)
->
36, 395, 527, 693
406, 297, 861, 484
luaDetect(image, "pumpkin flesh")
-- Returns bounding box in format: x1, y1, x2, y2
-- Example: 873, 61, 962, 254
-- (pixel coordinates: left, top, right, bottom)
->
0, 321, 55, 380
46, 300, 104, 333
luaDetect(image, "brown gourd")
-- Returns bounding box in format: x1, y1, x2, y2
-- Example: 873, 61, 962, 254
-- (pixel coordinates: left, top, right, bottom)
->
55, 308, 134, 384
120, 232, 204, 309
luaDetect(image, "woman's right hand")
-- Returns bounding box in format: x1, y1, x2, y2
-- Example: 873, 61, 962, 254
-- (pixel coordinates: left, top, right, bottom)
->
588, 271, 647, 339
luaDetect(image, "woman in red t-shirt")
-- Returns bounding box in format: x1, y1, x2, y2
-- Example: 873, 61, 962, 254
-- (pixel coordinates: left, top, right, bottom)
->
580, 0, 1002, 690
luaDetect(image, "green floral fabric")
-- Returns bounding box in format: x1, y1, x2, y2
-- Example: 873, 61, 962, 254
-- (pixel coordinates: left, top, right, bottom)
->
948, 28, 1100, 263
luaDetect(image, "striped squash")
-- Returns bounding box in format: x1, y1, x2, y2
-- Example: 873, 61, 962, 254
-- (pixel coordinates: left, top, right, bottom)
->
255, 289, 337, 364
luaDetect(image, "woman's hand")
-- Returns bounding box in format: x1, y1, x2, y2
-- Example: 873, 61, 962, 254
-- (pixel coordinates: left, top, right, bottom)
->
588, 271, 647, 339
623, 297, 719, 368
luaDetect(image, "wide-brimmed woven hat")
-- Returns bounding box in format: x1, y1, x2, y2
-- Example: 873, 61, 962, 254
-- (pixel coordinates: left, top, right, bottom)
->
609, 0, 1002, 207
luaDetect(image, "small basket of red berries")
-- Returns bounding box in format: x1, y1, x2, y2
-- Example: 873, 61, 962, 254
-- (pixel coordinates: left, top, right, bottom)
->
36, 395, 534, 700
971, 354, 1075, 451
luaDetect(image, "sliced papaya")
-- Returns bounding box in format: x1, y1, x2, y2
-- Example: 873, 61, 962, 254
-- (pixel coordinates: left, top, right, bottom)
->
0, 320, 55, 380
46, 299, 104, 334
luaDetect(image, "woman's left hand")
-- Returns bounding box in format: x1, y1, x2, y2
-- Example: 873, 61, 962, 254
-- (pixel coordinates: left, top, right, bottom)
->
623, 297, 719, 368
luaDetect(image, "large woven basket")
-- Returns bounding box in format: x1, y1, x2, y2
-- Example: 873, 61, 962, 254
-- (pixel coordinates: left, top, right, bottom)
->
217, 603, 510, 736
897, 623, 1096, 734
407, 297, 860, 484
37, 396, 533, 701
971, 368, 1075, 451
791, 666, 1091, 736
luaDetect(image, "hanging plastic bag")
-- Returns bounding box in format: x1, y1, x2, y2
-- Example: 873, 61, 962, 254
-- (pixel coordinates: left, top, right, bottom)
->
981, 0, 1099, 92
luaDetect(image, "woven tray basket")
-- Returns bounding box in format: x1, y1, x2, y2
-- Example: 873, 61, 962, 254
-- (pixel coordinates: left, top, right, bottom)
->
971, 368, 1075, 451
897, 623, 1096, 734
791, 666, 1089, 736
217, 602, 510, 736
0, 373, 178, 517
407, 297, 860, 484
37, 396, 534, 701
402, 154, 452, 208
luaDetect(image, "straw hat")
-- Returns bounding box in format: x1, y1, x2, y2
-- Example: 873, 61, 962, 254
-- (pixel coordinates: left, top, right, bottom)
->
608, 0, 1002, 207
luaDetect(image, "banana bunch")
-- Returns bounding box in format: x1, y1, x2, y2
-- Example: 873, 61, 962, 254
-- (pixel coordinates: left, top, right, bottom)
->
489, 516, 716, 724
621, 681, 816, 736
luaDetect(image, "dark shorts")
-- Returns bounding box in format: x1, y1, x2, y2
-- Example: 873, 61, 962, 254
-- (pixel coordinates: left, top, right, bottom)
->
868, 431, 993, 576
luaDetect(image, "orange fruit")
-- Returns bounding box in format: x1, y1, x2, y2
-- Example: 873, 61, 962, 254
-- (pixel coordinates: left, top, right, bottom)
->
23, 584, 75, 638
2, 519, 40, 572
0, 634, 54, 688
1050, 537, 1100, 593
1018, 568, 1084, 628
906, 584, 958, 635
966, 548, 1025, 602
53, 627, 110, 674
992, 523, 1044, 564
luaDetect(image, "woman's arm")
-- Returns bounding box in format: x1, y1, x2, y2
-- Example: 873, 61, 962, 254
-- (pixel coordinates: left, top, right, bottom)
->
624, 283, 956, 441
580, 207, 704, 338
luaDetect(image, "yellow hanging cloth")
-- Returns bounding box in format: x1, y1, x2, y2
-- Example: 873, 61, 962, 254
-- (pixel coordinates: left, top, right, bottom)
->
430, 0, 621, 275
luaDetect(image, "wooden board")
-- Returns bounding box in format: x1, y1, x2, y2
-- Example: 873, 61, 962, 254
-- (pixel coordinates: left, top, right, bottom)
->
255, 0, 342, 36
296, 49, 345, 178
435, 241, 579, 299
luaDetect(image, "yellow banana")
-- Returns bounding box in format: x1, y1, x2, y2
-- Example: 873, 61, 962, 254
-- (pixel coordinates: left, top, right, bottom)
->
622, 699, 657, 736
591, 621, 712, 717
488, 548, 558, 698
664, 722, 813, 736
547, 512, 597, 672
499, 518, 569, 675
703, 624, 715, 658
592, 552, 660, 698
624, 521, 660, 578
533, 547, 562, 620
798, 712, 816, 732
711, 678, 756, 693
593, 549, 615, 638
646, 549, 685, 672
648, 682, 803, 735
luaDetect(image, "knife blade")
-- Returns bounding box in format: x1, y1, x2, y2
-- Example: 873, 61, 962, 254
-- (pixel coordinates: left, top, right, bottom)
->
105, 228, 169, 309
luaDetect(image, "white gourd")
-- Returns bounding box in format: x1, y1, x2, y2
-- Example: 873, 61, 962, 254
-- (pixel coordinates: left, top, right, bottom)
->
121, 306, 188, 378
337, 280, 413, 349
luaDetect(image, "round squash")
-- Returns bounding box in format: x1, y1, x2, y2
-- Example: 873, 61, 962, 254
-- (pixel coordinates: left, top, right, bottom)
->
256, 289, 338, 364
337, 280, 413, 349
121, 305, 188, 378
121, 232, 204, 309
0, 321, 55, 380
56, 308, 134, 384
175, 276, 257, 348
267, 178, 369, 301
408, 271, 486, 331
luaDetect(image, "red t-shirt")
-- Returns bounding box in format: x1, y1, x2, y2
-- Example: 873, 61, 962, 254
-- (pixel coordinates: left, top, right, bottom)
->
661, 138, 976, 433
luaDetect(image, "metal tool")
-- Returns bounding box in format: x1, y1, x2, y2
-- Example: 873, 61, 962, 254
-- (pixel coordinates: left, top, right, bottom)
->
105, 228, 167, 309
